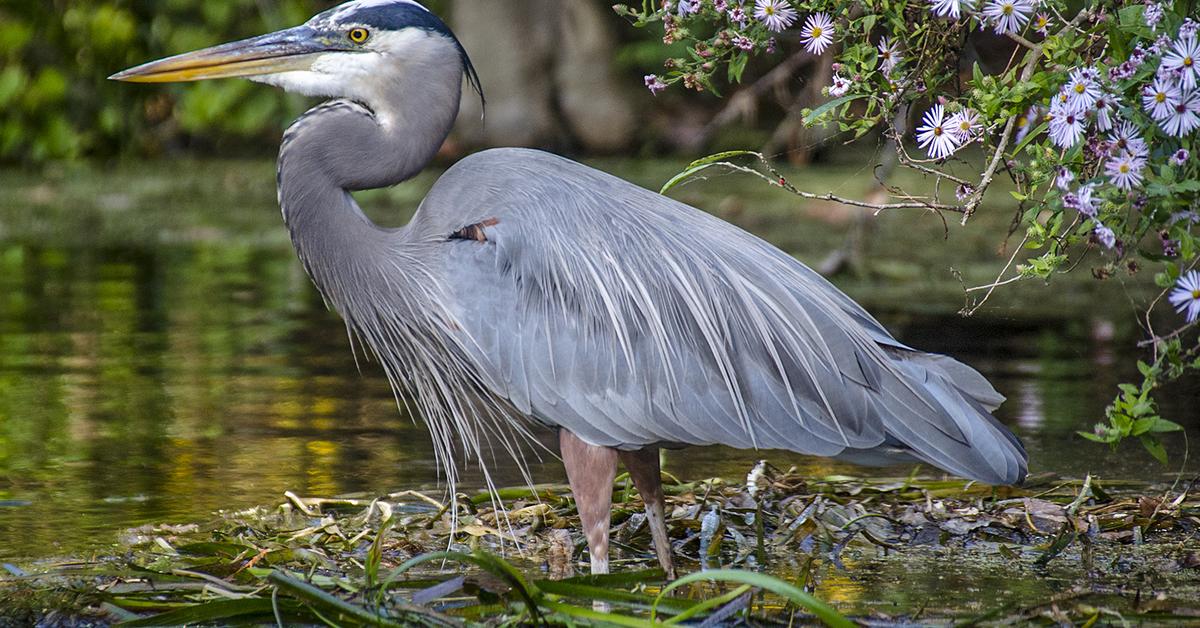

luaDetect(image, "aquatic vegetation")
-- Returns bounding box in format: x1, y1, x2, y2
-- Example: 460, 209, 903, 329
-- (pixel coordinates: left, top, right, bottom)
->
2, 465, 1198, 625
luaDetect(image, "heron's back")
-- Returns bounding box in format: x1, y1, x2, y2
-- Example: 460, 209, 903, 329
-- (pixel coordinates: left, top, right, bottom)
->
415, 148, 1026, 485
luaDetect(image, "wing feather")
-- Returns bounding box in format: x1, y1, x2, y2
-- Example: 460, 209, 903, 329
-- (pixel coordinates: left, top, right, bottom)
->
423, 148, 1027, 485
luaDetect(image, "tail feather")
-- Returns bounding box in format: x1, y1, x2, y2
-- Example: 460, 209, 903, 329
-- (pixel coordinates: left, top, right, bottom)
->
868, 351, 1027, 485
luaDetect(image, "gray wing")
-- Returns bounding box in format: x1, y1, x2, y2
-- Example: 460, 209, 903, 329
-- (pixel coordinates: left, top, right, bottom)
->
419, 148, 1026, 485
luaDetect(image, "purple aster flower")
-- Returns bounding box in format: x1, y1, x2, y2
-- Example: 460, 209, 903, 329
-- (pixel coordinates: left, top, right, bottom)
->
1145, 2, 1164, 31
1105, 153, 1146, 190
715, 0, 729, 12
1033, 12, 1050, 36
983, 0, 1034, 35
799, 12, 834, 54
930, 0, 966, 19
1065, 183, 1099, 217
1151, 34, 1173, 56
1054, 166, 1075, 190
732, 34, 754, 50
1063, 67, 1100, 112
1161, 231, 1180, 257
916, 104, 960, 160
829, 74, 851, 97
1110, 61, 1136, 81
1094, 224, 1117, 249
1161, 89, 1200, 136
754, 0, 798, 32
1164, 36, 1200, 91
947, 108, 981, 142
1143, 77, 1182, 121
1181, 18, 1199, 39
1093, 93, 1115, 131
1048, 99, 1085, 148
878, 36, 902, 74
1170, 148, 1190, 166
676, 0, 700, 16
1168, 270, 1200, 323
728, 6, 748, 25
1172, 210, 1200, 225
1108, 121, 1149, 159
645, 74, 668, 95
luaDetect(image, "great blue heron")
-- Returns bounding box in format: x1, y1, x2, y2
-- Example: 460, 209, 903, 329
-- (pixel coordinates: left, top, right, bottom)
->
113, 0, 1027, 578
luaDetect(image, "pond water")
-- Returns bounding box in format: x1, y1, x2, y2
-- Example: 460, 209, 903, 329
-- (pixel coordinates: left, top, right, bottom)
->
0, 159, 1197, 567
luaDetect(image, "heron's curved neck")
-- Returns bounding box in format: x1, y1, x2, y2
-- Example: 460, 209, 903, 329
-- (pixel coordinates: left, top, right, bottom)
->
276, 63, 463, 301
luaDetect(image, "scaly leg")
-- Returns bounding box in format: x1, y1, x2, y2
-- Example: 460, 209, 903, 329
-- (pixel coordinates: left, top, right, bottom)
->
560, 430, 618, 575
618, 447, 677, 580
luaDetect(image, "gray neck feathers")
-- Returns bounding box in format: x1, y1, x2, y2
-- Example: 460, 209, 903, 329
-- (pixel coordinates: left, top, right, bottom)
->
275, 52, 463, 308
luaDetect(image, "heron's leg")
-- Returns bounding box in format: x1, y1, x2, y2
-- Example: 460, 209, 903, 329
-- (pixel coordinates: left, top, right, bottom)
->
560, 430, 618, 575
618, 447, 676, 580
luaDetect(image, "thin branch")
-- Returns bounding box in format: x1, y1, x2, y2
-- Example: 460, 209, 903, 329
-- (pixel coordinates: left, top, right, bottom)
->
1005, 31, 1039, 51
753, 155, 966, 213
961, 7, 1092, 225
961, 234, 1029, 316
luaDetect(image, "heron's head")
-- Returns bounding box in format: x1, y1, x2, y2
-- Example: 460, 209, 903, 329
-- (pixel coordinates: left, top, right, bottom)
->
110, 0, 482, 108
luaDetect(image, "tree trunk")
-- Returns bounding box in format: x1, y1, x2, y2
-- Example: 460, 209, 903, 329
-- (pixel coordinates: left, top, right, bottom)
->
450, 0, 636, 153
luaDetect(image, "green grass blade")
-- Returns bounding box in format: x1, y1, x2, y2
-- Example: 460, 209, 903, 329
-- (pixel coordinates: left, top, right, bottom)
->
548, 568, 665, 588
663, 583, 752, 625
117, 599, 292, 627
384, 551, 543, 623
802, 94, 866, 125
268, 570, 407, 627
535, 579, 694, 613
653, 569, 853, 627
541, 600, 659, 628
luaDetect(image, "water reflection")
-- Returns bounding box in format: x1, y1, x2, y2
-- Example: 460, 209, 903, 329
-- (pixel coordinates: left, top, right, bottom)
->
0, 236, 1197, 564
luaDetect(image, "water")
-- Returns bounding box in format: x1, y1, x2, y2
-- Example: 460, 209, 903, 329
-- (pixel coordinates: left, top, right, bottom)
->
0, 160, 1196, 566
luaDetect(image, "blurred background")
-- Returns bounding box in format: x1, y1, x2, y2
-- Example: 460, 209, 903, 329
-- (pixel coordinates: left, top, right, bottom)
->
0, 0, 842, 163
0, 0, 1196, 567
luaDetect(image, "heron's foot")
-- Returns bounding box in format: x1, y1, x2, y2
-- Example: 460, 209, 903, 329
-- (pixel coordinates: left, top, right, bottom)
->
618, 447, 677, 580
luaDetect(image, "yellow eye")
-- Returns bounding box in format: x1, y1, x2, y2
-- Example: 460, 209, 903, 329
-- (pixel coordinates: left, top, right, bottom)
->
348, 28, 370, 44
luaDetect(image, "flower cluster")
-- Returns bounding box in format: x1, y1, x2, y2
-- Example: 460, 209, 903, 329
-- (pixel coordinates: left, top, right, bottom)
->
630, 1, 1200, 437
915, 104, 982, 159
637, 1, 839, 96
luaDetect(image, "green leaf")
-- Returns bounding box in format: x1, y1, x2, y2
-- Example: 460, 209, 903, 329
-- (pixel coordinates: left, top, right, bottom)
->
802, 94, 866, 126
1140, 435, 1168, 465
687, 150, 759, 169
653, 569, 853, 627
1148, 418, 1184, 433
1011, 121, 1047, 156
659, 151, 757, 194
728, 52, 749, 83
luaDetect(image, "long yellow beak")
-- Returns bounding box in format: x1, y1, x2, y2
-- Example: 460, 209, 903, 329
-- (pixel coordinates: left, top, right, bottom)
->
110, 26, 329, 83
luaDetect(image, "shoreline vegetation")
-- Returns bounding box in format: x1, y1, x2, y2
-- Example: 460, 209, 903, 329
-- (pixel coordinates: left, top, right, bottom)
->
2, 466, 1198, 625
